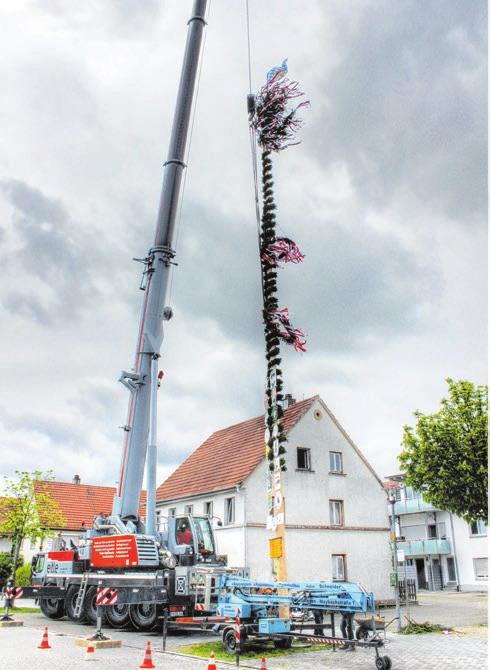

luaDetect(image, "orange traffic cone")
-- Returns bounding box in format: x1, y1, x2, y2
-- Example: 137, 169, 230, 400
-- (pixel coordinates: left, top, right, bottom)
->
38, 626, 51, 649
85, 641, 96, 661
260, 657, 267, 670
207, 651, 217, 670
139, 641, 155, 669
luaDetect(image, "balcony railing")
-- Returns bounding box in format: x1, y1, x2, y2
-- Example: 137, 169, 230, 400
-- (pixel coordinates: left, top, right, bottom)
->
393, 498, 439, 515
397, 538, 451, 556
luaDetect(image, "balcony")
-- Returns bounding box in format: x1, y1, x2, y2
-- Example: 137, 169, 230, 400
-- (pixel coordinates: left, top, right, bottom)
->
398, 538, 451, 556
393, 498, 439, 515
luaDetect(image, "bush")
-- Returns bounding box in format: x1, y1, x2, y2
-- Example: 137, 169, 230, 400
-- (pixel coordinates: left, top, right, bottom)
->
0, 553, 13, 590
15, 563, 31, 587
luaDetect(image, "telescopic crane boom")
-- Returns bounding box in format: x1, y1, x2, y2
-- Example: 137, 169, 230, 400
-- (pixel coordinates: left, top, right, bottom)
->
112, 0, 208, 530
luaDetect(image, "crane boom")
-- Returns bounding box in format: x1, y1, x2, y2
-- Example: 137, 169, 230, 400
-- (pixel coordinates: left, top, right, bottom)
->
112, 0, 208, 526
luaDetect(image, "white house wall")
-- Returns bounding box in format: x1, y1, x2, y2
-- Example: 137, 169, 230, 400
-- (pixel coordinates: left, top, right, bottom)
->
243, 399, 392, 599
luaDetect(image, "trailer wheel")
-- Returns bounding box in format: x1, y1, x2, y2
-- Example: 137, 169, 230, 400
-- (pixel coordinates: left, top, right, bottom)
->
39, 591, 65, 620
129, 603, 159, 631
65, 585, 88, 623
273, 638, 293, 649
83, 586, 108, 626
223, 628, 237, 654
105, 603, 131, 629
375, 656, 391, 670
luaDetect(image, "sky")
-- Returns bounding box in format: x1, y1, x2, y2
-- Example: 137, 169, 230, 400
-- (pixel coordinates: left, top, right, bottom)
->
0, 0, 487, 492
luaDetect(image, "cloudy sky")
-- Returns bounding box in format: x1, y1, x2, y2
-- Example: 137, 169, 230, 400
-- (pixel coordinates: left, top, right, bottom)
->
0, 1, 486, 492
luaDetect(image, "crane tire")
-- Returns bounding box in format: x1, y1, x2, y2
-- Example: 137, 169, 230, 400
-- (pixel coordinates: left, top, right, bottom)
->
129, 603, 159, 631
39, 588, 65, 620
65, 584, 88, 623
382, 656, 392, 670
83, 586, 108, 626
106, 603, 131, 629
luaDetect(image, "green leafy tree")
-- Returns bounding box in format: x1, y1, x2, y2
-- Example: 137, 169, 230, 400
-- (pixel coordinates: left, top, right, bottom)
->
0, 470, 65, 582
399, 379, 488, 523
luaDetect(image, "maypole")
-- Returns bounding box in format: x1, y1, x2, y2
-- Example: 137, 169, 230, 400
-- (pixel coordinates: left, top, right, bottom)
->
249, 61, 309, 581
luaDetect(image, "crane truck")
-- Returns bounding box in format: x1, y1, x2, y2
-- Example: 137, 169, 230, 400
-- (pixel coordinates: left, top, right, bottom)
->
27, 0, 237, 632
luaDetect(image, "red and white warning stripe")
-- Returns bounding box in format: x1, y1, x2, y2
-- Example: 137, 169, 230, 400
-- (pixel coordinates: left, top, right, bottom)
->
13, 587, 23, 600
305, 636, 342, 644
95, 587, 118, 606
4, 586, 14, 598
235, 607, 241, 652
195, 603, 206, 611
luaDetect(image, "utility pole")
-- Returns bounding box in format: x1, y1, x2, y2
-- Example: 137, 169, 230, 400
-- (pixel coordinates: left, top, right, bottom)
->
389, 494, 402, 631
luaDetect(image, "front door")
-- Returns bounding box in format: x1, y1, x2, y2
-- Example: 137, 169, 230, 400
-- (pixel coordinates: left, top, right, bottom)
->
416, 558, 427, 589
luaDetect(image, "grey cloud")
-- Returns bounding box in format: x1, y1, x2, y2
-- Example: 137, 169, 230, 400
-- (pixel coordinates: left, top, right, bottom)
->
308, 0, 487, 222
0, 179, 101, 324
170, 200, 439, 355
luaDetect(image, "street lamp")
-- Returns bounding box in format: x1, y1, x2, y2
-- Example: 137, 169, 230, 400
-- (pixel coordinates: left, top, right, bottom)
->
388, 493, 402, 632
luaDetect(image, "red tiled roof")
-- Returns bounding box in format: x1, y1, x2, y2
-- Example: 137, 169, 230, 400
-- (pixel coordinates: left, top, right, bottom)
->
383, 481, 401, 490
34, 481, 147, 531
156, 396, 317, 502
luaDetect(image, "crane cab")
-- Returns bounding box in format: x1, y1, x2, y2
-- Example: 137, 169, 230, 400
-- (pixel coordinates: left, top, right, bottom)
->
163, 515, 221, 566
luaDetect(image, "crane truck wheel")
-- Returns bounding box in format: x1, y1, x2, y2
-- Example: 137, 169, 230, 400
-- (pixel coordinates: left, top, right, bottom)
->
83, 586, 108, 626
129, 603, 159, 631
65, 585, 88, 623
105, 603, 131, 629
39, 587, 65, 620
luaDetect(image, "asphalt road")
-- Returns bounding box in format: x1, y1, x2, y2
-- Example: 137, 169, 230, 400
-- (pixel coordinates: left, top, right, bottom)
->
0, 591, 487, 669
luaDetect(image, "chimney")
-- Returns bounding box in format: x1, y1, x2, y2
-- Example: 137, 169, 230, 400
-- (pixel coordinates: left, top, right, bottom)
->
283, 393, 296, 409
73, 474, 81, 485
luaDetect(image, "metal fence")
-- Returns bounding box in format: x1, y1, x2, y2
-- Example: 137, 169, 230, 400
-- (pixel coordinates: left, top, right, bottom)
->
398, 578, 417, 602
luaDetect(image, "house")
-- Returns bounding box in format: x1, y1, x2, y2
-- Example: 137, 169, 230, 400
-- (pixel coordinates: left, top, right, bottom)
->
0, 477, 146, 564
385, 474, 488, 592
156, 395, 392, 600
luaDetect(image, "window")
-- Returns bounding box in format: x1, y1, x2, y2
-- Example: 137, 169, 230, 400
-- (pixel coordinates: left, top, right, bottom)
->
332, 554, 346, 581
329, 451, 343, 473
427, 524, 437, 539
204, 501, 213, 517
297, 447, 311, 470
394, 488, 402, 501
404, 486, 421, 500
224, 497, 235, 525
156, 510, 161, 531
470, 520, 487, 536
168, 507, 176, 517
329, 500, 344, 526
184, 504, 193, 515
473, 558, 488, 580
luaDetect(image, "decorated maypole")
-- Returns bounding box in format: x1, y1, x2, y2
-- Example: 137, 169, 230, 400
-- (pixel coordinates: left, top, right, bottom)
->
249, 61, 309, 581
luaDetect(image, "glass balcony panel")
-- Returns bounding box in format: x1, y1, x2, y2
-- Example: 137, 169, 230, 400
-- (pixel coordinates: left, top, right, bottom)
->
398, 539, 451, 556
393, 498, 439, 514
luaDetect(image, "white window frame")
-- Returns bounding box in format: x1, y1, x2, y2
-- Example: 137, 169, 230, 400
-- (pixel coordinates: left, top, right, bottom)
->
329, 451, 343, 473
329, 499, 344, 526
224, 497, 235, 525
297, 447, 311, 471
473, 557, 488, 580
204, 501, 213, 517
168, 507, 176, 517
332, 554, 346, 581
470, 520, 487, 536
184, 504, 193, 515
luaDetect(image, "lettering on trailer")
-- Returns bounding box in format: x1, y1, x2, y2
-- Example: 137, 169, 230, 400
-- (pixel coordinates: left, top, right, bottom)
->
96, 587, 118, 606
91, 534, 139, 568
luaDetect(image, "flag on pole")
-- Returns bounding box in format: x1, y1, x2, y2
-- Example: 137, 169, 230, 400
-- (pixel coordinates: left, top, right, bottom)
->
266, 58, 288, 82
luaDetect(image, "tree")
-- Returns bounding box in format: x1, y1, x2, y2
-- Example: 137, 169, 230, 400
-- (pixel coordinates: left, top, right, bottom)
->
0, 470, 65, 582
399, 379, 488, 523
